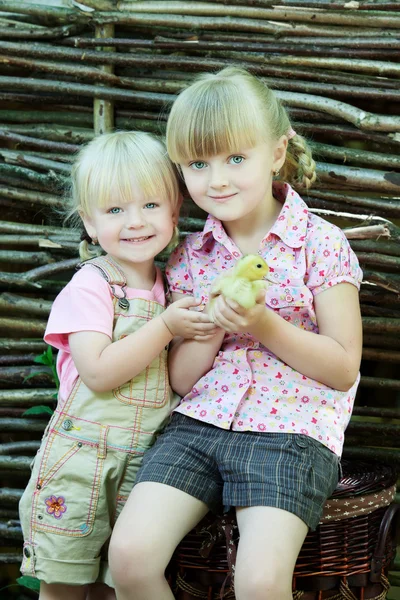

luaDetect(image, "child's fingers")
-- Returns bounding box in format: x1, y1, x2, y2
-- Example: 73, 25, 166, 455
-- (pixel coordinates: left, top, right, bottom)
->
225, 298, 245, 314
174, 296, 201, 309
212, 310, 235, 332
255, 290, 267, 304
218, 300, 242, 322
187, 311, 214, 324
193, 333, 218, 341
196, 322, 220, 332
193, 327, 221, 341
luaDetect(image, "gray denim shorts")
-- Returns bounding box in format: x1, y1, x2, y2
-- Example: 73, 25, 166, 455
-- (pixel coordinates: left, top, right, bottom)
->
135, 413, 339, 530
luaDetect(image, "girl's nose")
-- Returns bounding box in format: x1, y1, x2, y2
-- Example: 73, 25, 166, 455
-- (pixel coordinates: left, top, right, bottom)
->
209, 166, 228, 189
127, 208, 145, 228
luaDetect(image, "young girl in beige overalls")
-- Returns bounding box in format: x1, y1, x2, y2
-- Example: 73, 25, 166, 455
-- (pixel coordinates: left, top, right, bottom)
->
19, 132, 217, 600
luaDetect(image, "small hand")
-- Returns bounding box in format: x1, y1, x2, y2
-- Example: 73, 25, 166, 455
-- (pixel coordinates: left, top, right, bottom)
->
162, 296, 220, 340
210, 291, 266, 334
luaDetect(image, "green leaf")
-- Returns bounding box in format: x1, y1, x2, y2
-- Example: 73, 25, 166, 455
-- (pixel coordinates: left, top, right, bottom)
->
33, 355, 47, 365
22, 406, 54, 417
29, 345, 60, 389
23, 371, 43, 383
46, 345, 54, 363
16, 575, 40, 592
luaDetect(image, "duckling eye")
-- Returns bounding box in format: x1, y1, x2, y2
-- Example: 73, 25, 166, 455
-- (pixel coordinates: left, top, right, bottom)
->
256, 264, 263, 268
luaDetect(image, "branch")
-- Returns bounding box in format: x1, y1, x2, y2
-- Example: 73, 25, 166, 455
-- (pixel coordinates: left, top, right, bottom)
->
0, 355, 43, 366
305, 196, 400, 219
276, 91, 400, 132
0, 389, 55, 406
0, 317, 47, 336
0, 54, 128, 88
0, 293, 52, 317
0, 1, 89, 24
122, 0, 400, 9
117, 3, 400, 29
0, 441, 41, 454
310, 142, 400, 169
0, 340, 47, 352
359, 375, 400, 390
351, 239, 400, 257
316, 162, 400, 192
0, 76, 171, 108
0, 417, 48, 432
363, 333, 400, 348
298, 123, 400, 152
0, 250, 56, 266
0, 272, 42, 291
0, 220, 76, 236
0, 129, 80, 153
0, 149, 71, 174
94, 22, 115, 135
24, 258, 80, 282
361, 304, 400, 318
0, 455, 31, 471
363, 270, 400, 294
0, 23, 88, 40
0, 488, 23, 504
1, 123, 93, 145
0, 108, 92, 127
357, 252, 400, 271
0, 186, 63, 208
0, 162, 64, 190
362, 348, 400, 362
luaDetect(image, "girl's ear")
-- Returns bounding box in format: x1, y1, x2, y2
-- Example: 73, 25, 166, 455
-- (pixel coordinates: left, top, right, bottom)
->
172, 193, 184, 226
172, 209, 179, 227
80, 210, 97, 241
273, 135, 288, 173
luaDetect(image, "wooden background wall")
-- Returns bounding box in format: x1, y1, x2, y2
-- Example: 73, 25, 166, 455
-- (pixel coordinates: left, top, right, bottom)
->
0, 0, 399, 597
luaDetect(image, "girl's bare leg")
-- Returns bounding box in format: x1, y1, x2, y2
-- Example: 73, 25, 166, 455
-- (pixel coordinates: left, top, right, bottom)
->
39, 582, 87, 600
234, 506, 308, 600
109, 482, 209, 600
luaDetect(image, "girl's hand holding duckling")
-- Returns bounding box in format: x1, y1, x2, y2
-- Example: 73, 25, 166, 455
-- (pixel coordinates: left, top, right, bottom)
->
208, 289, 266, 334
161, 295, 219, 340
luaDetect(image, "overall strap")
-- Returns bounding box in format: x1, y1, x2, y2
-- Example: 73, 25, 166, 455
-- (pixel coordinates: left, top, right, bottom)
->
78, 255, 130, 310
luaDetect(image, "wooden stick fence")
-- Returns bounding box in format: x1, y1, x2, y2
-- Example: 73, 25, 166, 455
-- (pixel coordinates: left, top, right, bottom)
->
0, 0, 399, 593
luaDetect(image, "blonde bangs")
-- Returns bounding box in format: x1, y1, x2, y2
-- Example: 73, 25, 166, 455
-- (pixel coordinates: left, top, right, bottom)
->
167, 78, 262, 163
74, 132, 179, 217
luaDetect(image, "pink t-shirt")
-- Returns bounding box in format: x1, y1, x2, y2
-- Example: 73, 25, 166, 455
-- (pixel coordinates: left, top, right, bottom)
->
45, 266, 165, 407
165, 182, 363, 456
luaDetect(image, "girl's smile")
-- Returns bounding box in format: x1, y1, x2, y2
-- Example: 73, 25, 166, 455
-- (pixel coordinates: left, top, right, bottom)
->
121, 235, 154, 243
209, 192, 238, 203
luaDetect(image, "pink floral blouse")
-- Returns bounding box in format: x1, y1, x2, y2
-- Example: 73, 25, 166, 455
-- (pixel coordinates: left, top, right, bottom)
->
166, 182, 363, 456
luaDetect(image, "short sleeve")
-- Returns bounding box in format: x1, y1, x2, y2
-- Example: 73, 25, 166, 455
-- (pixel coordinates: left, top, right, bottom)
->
44, 268, 114, 352
305, 218, 363, 296
165, 240, 194, 295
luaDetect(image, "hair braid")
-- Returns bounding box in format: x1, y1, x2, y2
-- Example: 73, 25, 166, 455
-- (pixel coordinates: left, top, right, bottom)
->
282, 134, 317, 191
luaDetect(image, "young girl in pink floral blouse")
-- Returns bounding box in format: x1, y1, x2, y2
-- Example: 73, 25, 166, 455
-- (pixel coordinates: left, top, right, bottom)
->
109, 67, 363, 600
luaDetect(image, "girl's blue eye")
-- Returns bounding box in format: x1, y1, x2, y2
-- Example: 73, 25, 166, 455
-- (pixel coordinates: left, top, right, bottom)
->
230, 156, 244, 165
144, 202, 158, 209
108, 207, 122, 214
191, 161, 207, 170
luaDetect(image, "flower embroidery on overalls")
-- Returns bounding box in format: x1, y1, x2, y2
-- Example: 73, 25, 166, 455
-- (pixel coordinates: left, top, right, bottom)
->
45, 495, 67, 519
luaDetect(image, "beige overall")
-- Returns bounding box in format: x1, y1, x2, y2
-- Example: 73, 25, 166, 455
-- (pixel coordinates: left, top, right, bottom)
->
19, 256, 179, 586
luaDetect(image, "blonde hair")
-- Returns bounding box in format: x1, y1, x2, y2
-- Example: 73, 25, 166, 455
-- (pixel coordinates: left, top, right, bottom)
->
65, 131, 181, 260
166, 66, 316, 191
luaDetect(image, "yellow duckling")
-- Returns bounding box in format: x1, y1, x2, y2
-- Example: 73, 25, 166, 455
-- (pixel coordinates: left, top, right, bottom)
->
209, 255, 269, 316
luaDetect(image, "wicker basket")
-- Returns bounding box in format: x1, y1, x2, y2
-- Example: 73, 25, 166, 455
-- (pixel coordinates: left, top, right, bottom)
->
170, 460, 399, 600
